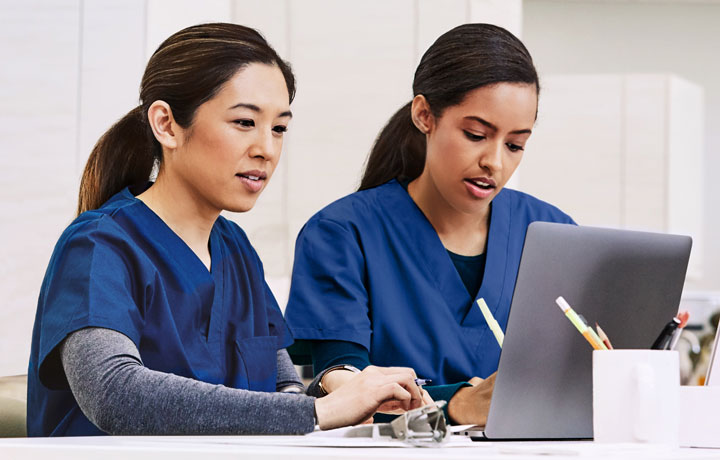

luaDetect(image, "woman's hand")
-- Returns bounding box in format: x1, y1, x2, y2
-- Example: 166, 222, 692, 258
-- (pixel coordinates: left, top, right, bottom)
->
447, 372, 497, 426
313, 365, 426, 430
377, 388, 433, 414
319, 366, 434, 415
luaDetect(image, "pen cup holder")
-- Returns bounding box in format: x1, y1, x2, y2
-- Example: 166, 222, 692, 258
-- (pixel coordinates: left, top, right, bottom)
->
592, 350, 679, 446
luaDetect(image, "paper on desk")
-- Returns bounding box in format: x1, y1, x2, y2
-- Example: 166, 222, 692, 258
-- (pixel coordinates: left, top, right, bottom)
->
145, 433, 476, 449
449, 424, 479, 433
303, 426, 476, 448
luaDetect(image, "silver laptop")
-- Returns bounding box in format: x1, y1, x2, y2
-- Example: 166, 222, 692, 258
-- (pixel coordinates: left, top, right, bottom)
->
461, 222, 692, 440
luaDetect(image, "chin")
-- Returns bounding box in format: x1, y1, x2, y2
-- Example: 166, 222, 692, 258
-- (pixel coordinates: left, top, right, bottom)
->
225, 203, 256, 213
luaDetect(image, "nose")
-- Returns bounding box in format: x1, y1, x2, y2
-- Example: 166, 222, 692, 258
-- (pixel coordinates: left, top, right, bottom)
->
249, 130, 277, 161
479, 140, 503, 173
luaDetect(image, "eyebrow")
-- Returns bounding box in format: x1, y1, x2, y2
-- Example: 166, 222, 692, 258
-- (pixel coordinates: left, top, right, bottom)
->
229, 102, 292, 118
465, 116, 532, 135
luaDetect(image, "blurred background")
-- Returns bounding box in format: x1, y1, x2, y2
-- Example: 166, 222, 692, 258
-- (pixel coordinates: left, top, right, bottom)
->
1, 0, 718, 384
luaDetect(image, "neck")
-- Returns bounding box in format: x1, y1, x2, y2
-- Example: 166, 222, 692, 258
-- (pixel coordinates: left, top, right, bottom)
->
408, 173, 491, 256
137, 171, 218, 270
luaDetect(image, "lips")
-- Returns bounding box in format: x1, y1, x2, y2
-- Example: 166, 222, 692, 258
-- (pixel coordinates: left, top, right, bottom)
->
236, 170, 267, 181
464, 177, 496, 190
464, 176, 496, 199
236, 170, 267, 193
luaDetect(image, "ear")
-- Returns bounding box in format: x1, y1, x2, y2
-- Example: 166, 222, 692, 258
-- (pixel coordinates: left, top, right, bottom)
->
147, 100, 179, 150
410, 94, 435, 134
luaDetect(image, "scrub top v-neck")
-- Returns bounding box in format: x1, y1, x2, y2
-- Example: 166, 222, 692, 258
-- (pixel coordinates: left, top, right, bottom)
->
285, 179, 574, 385
28, 185, 292, 436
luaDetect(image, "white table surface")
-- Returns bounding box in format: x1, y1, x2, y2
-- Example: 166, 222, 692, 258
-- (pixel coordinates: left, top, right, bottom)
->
1, 435, 719, 460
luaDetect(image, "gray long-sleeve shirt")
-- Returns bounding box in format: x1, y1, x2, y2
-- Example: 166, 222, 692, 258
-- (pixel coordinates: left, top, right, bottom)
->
60, 327, 317, 435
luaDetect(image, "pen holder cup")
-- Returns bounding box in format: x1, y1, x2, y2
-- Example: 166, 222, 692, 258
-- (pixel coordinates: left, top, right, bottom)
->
592, 350, 679, 446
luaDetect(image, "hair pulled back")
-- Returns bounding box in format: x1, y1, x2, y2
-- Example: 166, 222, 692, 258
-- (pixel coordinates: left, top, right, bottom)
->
359, 23, 538, 190
77, 23, 295, 215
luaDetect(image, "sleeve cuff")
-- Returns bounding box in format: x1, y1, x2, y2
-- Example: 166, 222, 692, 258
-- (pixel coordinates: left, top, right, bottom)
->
425, 382, 473, 424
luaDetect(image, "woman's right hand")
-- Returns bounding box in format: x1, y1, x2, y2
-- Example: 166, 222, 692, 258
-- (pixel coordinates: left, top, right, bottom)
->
313, 365, 425, 430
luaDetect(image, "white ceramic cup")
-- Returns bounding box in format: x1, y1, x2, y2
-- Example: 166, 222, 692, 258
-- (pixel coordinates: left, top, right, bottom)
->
593, 350, 679, 445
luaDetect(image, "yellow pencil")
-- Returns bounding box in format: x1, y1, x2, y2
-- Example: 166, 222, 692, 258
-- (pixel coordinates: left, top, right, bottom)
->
477, 298, 504, 348
555, 296, 607, 350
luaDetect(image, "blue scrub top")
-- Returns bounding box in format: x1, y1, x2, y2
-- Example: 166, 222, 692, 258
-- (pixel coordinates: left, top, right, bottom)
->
27, 186, 292, 437
285, 179, 574, 384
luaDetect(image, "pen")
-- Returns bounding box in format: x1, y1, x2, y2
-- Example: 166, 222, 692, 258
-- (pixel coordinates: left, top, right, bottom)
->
477, 298, 504, 348
651, 317, 681, 350
414, 378, 432, 387
555, 296, 607, 350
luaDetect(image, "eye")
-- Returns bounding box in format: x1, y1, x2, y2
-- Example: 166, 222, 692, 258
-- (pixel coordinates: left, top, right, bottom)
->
272, 125, 288, 135
233, 119, 255, 128
463, 130, 485, 142
506, 143, 524, 152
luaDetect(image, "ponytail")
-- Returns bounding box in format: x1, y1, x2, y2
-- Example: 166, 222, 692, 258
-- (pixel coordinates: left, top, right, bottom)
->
77, 106, 156, 215
358, 102, 425, 191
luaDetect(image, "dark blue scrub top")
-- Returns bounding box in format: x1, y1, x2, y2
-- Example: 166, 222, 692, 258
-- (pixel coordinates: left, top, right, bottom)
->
285, 179, 575, 384
27, 185, 292, 436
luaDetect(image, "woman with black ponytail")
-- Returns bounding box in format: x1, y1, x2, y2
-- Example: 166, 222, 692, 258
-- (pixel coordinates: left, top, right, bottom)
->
27, 23, 424, 437
285, 23, 576, 426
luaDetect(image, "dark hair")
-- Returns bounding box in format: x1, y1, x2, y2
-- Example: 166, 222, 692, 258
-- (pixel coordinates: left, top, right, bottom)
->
77, 23, 295, 215
359, 23, 538, 190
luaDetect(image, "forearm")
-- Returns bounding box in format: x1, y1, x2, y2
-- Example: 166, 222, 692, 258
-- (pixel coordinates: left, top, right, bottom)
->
276, 348, 305, 392
305, 340, 371, 397
61, 327, 316, 435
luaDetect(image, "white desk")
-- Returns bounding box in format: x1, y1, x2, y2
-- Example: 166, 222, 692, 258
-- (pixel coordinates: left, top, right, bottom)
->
1, 435, 718, 460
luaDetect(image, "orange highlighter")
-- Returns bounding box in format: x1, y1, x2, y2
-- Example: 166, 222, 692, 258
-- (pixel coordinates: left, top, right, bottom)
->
555, 296, 607, 350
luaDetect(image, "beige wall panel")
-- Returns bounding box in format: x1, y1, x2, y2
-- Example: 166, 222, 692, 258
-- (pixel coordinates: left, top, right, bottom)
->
519, 75, 624, 227
668, 77, 704, 280
145, 0, 232, 59
623, 74, 668, 231
470, 0, 522, 38
232, 0, 289, 57
416, 0, 467, 64
0, 0, 80, 375
78, 0, 147, 179
285, 0, 416, 266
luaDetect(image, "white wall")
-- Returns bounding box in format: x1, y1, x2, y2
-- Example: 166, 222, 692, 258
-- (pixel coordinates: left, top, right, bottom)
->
519, 73, 705, 279
0, 0, 522, 375
522, 0, 720, 292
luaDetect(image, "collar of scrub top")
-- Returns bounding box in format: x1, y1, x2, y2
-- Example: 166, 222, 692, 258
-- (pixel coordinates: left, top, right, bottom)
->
386, 180, 512, 328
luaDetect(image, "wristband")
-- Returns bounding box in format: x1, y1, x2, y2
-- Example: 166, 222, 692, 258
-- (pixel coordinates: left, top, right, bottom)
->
317, 364, 360, 396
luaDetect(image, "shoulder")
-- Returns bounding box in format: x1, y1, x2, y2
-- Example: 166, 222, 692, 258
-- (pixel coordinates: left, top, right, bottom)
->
498, 188, 575, 224
59, 191, 143, 250
305, 180, 401, 229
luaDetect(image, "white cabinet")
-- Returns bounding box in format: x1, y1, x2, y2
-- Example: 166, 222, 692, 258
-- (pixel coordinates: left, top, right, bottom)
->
519, 74, 704, 279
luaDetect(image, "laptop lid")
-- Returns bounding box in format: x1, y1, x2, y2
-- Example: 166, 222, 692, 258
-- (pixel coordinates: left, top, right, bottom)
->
484, 222, 692, 440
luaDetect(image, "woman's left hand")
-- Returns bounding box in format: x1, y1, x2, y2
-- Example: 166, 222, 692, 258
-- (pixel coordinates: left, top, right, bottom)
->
447, 372, 497, 426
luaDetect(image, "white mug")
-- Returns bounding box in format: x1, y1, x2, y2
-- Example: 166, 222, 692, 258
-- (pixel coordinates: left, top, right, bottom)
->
593, 350, 679, 445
